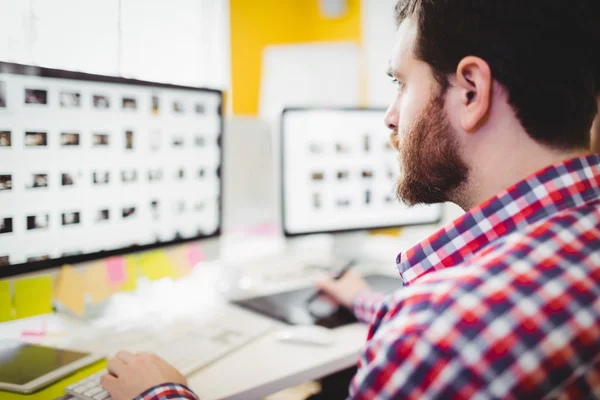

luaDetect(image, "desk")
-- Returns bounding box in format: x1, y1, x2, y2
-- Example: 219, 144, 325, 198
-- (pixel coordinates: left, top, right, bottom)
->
0, 233, 419, 400
0, 271, 370, 400
190, 307, 368, 400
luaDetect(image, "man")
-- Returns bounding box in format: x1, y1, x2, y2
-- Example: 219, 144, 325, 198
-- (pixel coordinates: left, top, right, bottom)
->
101, 1, 600, 399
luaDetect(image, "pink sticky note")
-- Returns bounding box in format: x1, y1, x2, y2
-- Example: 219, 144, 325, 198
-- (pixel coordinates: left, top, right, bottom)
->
105, 257, 127, 285
250, 223, 277, 236
186, 243, 205, 269
21, 321, 47, 337
21, 321, 47, 344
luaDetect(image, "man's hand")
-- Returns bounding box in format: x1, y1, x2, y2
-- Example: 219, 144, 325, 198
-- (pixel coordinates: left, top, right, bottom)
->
100, 351, 187, 400
315, 270, 369, 309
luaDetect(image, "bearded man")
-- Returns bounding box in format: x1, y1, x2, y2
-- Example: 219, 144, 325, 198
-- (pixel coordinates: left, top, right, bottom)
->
101, 1, 600, 399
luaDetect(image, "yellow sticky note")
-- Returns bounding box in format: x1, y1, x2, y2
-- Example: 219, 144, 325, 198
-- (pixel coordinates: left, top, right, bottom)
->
14, 276, 53, 319
0, 281, 14, 322
121, 256, 139, 292
369, 227, 404, 237
54, 265, 86, 317
138, 251, 177, 281
85, 261, 114, 304
165, 247, 191, 280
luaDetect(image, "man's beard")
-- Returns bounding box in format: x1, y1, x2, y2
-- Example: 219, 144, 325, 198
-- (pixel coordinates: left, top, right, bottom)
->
391, 93, 470, 206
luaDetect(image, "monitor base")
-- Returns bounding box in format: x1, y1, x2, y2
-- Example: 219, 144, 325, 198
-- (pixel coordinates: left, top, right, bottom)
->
331, 231, 367, 263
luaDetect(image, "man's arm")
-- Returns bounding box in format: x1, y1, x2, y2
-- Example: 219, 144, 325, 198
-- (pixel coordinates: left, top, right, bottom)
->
349, 330, 425, 399
352, 289, 387, 324
132, 383, 199, 400
315, 270, 386, 324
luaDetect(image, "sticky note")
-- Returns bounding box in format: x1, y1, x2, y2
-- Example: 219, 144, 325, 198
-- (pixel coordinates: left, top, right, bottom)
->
165, 247, 191, 280
0, 281, 14, 322
138, 251, 177, 281
85, 261, 113, 304
369, 227, 404, 237
54, 265, 87, 317
121, 256, 139, 292
14, 276, 53, 319
106, 257, 126, 285
186, 243, 205, 269
20, 321, 47, 342
248, 223, 277, 236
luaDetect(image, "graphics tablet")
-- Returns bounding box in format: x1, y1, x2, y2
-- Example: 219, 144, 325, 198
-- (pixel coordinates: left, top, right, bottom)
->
0, 340, 103, 394
232, 274, 402, 328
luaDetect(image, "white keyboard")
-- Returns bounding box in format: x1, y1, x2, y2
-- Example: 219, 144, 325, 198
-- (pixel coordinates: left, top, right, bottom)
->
65, 316, 273, 400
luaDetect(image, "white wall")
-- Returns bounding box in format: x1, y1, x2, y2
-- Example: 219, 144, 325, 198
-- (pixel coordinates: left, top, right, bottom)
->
0, 0, 230, 89
361, 0, 398, 108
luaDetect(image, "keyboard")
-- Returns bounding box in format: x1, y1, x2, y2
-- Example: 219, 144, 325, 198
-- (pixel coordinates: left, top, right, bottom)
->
65, 315, 273, 400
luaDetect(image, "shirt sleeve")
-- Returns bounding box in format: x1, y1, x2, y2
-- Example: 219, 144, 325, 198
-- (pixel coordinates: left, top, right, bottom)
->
134, 383, 199, 400
352, 289, 386, 324
348, 282, 453, 399
349, 331, 422, 399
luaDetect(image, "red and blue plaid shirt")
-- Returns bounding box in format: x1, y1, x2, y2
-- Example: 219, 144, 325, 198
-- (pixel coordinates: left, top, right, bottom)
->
137, 154, 600, 399
351, 154, 600, 399
133, 383, 198, 400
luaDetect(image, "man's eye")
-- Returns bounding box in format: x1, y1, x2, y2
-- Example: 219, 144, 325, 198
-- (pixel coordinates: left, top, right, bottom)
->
391, 78, 404, 91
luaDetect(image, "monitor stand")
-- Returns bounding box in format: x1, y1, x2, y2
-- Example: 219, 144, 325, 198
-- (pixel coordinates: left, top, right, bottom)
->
331, 231, 368, 264
219, 231, 369, 296
282, 231, 368, 272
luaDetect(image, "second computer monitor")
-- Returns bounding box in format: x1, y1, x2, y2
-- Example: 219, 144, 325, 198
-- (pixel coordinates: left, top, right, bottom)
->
0, 62, 223, 278
280, 107, 443, 237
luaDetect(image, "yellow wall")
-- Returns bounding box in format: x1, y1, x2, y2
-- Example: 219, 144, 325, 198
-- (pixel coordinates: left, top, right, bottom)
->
230, 0, 362, 115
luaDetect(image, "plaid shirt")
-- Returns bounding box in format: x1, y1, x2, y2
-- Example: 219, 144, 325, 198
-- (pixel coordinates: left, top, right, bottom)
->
351, 154, 600, 399
134, 383, 198, 400
138, 155, 600, 400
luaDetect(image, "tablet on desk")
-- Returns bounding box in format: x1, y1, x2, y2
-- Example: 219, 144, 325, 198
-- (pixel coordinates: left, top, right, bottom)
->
233, 274, 403, 328
0, 340, 103, 394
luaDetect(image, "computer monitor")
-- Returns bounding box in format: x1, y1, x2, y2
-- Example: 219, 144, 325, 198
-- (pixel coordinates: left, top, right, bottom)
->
0, 62, 223, 279
280, 107, 442, 259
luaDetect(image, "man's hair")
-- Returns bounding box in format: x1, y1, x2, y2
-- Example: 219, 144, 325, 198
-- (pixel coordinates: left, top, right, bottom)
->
396, 0, 600, 150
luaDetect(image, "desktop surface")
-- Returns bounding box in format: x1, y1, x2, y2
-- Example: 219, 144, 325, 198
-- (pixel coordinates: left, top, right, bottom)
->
0, 243, 399, 400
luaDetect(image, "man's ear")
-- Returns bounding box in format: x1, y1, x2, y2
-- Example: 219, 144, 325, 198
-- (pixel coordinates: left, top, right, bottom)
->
455, 56, 492, 132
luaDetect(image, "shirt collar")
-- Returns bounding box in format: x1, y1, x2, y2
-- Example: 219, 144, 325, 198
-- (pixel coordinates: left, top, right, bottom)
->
396, 154, 600, 285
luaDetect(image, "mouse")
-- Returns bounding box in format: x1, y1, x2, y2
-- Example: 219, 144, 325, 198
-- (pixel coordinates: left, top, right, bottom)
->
275, 325, 335, 346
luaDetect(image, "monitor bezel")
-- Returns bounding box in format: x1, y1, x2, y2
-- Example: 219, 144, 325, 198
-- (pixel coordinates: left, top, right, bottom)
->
280, 106, 443, 238
0, 61, 224, 279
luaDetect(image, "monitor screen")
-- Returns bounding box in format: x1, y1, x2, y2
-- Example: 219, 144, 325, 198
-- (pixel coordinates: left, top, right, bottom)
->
0, 62, 223, 278
281, 108, 442, 236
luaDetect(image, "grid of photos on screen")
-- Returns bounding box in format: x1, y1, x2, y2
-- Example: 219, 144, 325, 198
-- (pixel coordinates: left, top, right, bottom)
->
306, 132, 398, 211
0, 71, 222, 267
